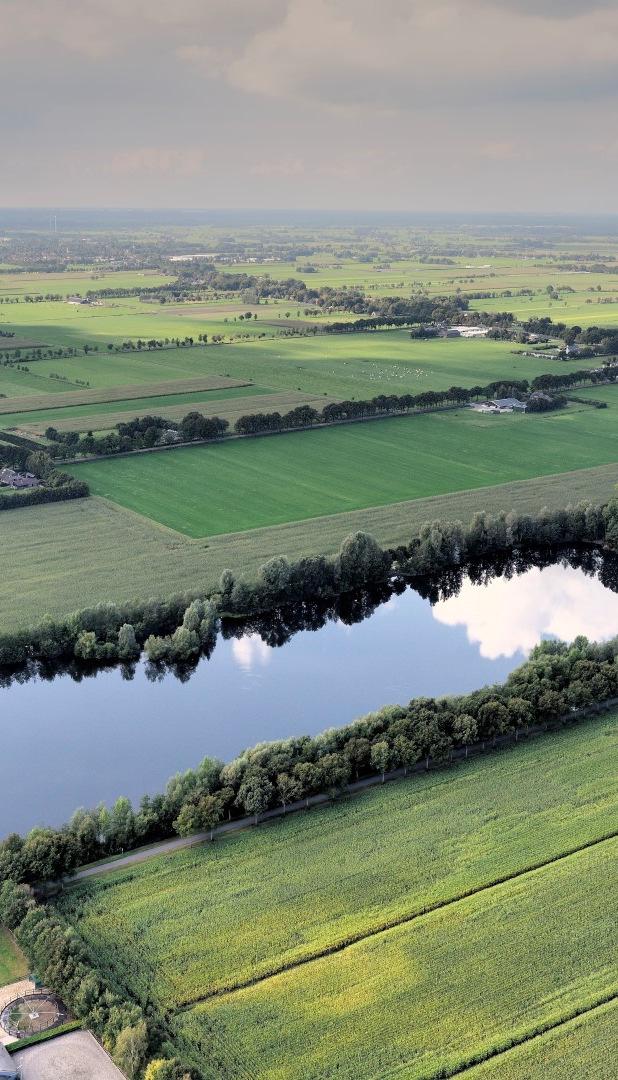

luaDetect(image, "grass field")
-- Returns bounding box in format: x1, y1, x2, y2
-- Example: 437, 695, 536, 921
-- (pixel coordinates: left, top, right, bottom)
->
69, 403, 618, 537
2, 462, 617, 632
0, 929, 27, 988
56, 713, 618, 1078
0, 384, 271, 432
12, 391, 337, 437
464, 998, 618, 1080
0, 333, 598, 402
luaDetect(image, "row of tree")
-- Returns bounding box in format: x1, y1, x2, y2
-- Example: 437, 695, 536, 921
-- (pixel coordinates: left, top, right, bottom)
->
1, 499, 617, 672
56, 369, 606, 461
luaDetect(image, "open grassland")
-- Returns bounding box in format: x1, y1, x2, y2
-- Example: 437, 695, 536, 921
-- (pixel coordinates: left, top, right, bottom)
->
217, 255, 618, 298
2, 463, 618, 632
0, 385, 272, 433
0, 269, 170, 298
69, 403, 618, 537
0, 929, 27, 988
177, 840, 617, 1080
0, 296, 338, 356
463, 998, 618, 1080
469, 290, 618, 328
0, 332, 598, 401
14, 391, 337, 437
0, 375, 250, 415
56, 713, 618, 1014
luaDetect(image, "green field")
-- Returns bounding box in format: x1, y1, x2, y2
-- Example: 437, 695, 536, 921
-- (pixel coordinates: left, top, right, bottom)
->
12, 391, 337, 438
57, 713, 618, 1078
0, 929, 27, 988
2, 463, 617, 632
0, 384, 272, 432
177, 843, 616, 1080
69, 402, 618, 537
0, 332, 598, 401
464, 999, 618, 1080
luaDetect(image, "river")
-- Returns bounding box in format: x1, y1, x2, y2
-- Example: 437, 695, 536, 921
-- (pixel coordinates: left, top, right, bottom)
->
2, 549, 618, 835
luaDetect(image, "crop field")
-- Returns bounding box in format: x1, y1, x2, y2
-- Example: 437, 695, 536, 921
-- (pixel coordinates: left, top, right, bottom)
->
177, 841, 616, 1080
0, 385, 272, 433
0, 331, 599, 402
464, 999, 618, 1080
2, 463, 618, 632
57, 713, 618, 1077
0, 296, 341, 356
214, 255, 618, 299
0, 929, 27, 987
0, 375, 251, 414
0, 269, 171, 298
11, 392, 338, 437
68, 402, 618, 537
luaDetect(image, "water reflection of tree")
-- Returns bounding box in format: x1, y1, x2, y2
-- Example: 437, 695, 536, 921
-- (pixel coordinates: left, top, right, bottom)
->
1, 546, 617, 690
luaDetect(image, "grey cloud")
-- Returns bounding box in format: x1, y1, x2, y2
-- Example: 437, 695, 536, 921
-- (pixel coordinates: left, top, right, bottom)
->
0, 0, 616, 211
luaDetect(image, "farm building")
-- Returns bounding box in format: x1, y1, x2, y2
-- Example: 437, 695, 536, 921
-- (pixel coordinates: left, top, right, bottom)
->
0, 1043, 17, 1080
469, 398, 527, 414
0, 468, 41, 489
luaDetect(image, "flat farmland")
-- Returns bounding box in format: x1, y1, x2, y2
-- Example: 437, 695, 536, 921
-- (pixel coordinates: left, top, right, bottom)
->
16, 391, 336, 436
178, 841, 616, 1080
69, 403, 618, 537
0, 269, 170, 298
463, 999, 618, 1080
0, 375, 251, 414
0, 385, 272, 433
57, 714, 618, 1079
0, 332, 597, 401
2, 463, 618, 631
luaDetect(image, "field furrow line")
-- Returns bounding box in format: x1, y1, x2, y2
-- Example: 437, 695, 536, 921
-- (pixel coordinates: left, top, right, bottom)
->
175, 829, 618, 1011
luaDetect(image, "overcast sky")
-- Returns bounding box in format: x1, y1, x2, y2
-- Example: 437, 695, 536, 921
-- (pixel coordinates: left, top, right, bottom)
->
1, 0, 617, 212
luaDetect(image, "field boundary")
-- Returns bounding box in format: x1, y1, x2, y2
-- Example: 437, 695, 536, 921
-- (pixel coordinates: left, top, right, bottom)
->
0, 376, 254, 416
397, 991, 618, 1080
173, 818, 618, 1010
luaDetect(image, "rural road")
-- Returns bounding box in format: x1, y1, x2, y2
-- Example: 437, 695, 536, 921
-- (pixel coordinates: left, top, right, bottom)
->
64, 702, 616, 885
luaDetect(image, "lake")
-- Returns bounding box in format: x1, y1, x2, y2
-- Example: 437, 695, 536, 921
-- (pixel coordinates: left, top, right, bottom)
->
2, 550, 618, 836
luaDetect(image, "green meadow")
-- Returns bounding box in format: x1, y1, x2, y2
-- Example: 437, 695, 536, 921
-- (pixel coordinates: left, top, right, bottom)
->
0, 333, 587, 401
3, 463, 617, 632
70, 401, 618, 537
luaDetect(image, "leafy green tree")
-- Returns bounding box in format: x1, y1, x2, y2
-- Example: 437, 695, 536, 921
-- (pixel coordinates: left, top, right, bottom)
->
370, 739, 392, 782
451, 713, 478, 756
276, 772, 301, 812
114, 1021, 149, 1080
237, 769, 274, 824
0, 880, 33, 929
318, 753, 351, 799
336, 532, 389, 590
117, 623, 140, 660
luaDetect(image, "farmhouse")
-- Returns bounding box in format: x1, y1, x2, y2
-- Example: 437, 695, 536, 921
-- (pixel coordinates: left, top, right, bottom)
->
0, 468, 41, 489
469, 397, 527, 414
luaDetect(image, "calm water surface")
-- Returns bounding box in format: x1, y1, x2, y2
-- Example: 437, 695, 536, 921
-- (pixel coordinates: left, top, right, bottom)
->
2, 558, 618, 835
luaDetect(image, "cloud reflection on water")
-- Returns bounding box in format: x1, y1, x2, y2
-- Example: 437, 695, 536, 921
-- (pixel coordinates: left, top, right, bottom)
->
432, 564, 618, 660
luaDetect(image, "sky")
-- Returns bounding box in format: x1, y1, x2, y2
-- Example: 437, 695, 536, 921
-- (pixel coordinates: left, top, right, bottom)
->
1, 0, 617, 212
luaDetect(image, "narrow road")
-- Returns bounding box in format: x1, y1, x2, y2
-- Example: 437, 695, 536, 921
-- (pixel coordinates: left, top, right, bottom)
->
63, 701, 617, 885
